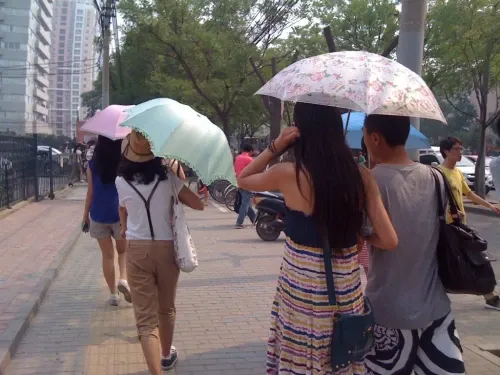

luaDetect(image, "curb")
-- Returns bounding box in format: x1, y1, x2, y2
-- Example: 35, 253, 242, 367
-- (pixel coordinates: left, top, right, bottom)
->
467, 344, 500, 367
0, 224, 82, 374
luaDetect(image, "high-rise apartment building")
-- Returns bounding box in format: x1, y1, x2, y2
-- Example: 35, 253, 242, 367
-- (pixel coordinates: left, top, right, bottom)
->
0, 0, 53, 135
49, 0, 97, 138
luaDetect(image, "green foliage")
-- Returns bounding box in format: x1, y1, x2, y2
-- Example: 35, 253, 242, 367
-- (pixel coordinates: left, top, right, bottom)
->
427, 0, 500, 125
421, 94, 480, 149
284, 0, 399, 59
114, 0, 303, 135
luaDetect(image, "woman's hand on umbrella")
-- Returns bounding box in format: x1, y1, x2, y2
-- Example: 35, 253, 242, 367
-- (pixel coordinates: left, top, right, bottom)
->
275, 127, 300, 153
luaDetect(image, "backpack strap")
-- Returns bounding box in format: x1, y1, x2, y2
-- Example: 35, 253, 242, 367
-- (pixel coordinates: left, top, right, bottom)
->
125, 178, 161, 240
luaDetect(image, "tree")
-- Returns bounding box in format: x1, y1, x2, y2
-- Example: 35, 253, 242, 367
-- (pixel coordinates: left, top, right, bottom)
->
284, 0, 399, 60
428, 0, 500, 196
421, 94, 479, 148
118, 0, 304, 136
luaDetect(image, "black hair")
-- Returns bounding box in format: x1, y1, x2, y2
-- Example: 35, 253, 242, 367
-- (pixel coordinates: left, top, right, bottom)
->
92, 135, 122, 184
439, 136, 462, 158
364, 115, 410, 148
117, 156, 167, 185
242, 144, 254, 153
292, 102, 366, 250
361, 136, 368, 156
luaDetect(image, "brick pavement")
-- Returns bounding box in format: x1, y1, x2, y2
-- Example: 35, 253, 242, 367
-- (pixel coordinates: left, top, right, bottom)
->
3, 204, 500, 374
0, 186, 86, 374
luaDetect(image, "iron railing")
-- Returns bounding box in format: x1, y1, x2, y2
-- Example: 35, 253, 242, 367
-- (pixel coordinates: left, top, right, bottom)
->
0, 134, 77, 210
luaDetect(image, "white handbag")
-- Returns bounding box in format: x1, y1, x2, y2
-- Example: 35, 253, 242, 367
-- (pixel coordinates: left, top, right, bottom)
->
171, 176, 198, 273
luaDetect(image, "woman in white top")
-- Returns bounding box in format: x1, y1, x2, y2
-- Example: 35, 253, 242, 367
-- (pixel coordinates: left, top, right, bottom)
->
115, 131, 204, 375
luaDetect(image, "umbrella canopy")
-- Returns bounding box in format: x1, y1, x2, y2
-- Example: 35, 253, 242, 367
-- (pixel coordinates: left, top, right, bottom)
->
342, 112, 430, 150
80, 105, 133, 140
120, 98, 236, 185
256, 51, 446, 123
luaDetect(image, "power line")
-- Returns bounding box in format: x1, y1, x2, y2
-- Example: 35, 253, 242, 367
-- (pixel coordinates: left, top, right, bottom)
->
0, 65, 99, 79
0, 58, 99, 71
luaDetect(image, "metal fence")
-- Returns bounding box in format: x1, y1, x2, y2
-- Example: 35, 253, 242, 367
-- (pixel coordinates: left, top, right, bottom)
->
0, 134, 78, 210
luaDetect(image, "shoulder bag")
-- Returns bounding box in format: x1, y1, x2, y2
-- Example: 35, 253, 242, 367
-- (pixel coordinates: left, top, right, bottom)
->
170, 174, 198, 273
322, 235, 375, 370
430, 167, 496, 295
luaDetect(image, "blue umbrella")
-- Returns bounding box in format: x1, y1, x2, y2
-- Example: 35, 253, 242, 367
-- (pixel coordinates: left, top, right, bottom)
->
341, 112, 430, 150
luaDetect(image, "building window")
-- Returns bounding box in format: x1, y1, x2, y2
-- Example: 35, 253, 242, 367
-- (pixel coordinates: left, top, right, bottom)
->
74, 43, 81, 48
57, 83, 63, 89
77, 9, 83, 15
76, 29, 82, 35
76, 23, 82, 28
77, 16, 83, 22
59, 36, 65, 41
75, 36, 81, 41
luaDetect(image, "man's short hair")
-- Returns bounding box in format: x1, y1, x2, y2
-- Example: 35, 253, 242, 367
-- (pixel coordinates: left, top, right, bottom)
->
363, 114, 411, 148
242, 144, 254, 153
439, 137, 462, 158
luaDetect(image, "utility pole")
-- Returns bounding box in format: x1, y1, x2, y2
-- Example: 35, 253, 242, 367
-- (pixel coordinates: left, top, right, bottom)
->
397, 0, 427, 159
100, 0, 115, 110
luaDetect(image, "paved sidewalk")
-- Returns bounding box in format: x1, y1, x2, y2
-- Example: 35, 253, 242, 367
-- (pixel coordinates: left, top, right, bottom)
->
3, 205, 500, 374
0, 186, 86, 374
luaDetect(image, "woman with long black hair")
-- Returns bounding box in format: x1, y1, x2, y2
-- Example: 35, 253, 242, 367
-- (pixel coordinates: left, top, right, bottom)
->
237, 103, 398, 374
82, 135, 131, 306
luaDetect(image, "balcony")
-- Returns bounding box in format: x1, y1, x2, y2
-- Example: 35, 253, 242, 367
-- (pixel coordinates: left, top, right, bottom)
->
36, 24, 51, 46
35, 88, 49, 102
39, 0, 53, 18
35, 73, 49, 88
35, 104, 49, 117
36, 41, 50, 60
34, 56, 49, 75
37, 8, 52, 32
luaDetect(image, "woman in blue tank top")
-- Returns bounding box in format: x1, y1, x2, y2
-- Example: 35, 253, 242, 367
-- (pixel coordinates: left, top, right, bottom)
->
82, 135, 131, 306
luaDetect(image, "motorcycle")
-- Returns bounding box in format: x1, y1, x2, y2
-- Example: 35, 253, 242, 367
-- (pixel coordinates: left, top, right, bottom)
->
253, 191, 286, 241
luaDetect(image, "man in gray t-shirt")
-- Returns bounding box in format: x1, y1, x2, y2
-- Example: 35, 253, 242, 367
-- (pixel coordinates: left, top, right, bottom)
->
362, 115, 465, 375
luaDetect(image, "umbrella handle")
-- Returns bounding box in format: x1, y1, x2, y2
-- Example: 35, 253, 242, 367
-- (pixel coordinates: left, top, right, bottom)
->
345, 110, 351, 135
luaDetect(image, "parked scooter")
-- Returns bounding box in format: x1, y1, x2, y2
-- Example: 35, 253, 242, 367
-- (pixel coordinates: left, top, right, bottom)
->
253, 191, 286, 241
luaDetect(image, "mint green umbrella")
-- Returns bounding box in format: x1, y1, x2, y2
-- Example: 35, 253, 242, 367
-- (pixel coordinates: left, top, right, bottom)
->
120, 98, 236, 185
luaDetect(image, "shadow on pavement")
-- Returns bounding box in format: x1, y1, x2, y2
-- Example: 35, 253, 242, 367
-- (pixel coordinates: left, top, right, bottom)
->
178, 274, 279, 288
217, 237, 286, 244
178, 341, 267, 374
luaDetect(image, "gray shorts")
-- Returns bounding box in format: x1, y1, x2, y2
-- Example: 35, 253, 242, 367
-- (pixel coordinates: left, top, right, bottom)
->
90, 219, 122, 240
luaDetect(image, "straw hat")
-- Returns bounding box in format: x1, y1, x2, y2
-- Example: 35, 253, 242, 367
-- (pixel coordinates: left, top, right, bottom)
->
121, 130, 154, 163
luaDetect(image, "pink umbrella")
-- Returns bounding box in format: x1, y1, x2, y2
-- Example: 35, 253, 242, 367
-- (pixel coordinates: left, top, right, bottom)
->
80, 105, 134, 140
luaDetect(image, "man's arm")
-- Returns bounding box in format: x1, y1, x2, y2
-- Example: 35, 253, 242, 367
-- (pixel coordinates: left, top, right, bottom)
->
466, 190, 500, 214
463, 170, 500, 214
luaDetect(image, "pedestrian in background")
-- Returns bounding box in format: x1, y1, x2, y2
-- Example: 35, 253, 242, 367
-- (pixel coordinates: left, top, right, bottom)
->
82, 135, 131, 306
116, 131, 205, 374
439, 137, 500, 311
234, 143, 256, 229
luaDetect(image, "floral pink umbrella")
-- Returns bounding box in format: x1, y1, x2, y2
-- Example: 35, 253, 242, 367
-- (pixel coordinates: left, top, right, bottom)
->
255, 50, 446, 123
81, 105, 134, 140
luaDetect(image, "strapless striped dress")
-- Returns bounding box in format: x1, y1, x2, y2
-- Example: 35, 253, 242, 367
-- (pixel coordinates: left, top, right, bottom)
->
267, 209, 366, 375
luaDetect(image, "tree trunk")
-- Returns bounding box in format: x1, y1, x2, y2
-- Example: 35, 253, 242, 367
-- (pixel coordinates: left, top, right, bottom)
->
220, 115, 231, 138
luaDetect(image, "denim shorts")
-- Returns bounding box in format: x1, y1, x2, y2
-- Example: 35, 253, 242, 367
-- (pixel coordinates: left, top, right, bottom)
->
89, 219, 122, 240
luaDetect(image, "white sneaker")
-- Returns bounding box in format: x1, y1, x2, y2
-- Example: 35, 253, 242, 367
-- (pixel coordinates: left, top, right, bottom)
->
117, 279, 132, 303
161, 346, 178, 371
109, 294, 119, 306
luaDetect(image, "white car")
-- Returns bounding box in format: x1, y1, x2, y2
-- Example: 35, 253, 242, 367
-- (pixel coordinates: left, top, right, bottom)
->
419, 147, 494, 193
